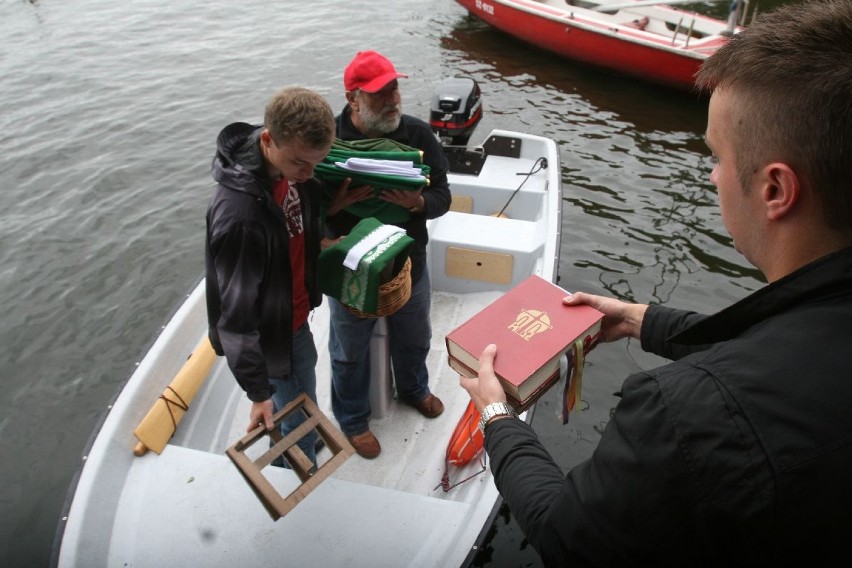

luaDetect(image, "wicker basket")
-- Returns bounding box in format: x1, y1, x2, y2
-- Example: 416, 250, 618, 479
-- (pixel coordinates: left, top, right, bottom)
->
344, 257, 412, 318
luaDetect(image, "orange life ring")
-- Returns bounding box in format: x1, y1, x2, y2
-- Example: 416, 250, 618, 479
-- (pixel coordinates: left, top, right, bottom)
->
446, 400, 484, 466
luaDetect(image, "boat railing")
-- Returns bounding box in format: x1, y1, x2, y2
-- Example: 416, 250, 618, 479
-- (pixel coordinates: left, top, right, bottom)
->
670, 16, 698, 47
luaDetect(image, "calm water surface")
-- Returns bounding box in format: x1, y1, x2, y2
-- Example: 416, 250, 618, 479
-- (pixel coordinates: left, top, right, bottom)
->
0, 0, 793, 565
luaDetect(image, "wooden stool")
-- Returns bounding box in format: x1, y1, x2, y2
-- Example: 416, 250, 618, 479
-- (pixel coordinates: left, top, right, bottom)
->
226, 393, 354, 520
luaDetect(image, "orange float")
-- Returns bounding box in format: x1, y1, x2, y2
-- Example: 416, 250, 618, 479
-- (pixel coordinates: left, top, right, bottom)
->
438, 400, 487, 492
447, 400, 484, 466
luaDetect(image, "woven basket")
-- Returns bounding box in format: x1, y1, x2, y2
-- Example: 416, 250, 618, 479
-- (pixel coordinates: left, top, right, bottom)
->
344, 257, 412, 318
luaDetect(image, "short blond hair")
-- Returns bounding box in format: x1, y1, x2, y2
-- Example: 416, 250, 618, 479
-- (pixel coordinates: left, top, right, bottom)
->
264, 87, 335, 150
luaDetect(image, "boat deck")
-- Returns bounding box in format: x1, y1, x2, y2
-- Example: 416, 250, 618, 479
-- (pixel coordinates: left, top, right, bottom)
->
177, 287, 504, 495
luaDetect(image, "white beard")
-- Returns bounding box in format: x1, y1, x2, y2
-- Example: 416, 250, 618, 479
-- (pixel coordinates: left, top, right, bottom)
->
358, 102, 402, 135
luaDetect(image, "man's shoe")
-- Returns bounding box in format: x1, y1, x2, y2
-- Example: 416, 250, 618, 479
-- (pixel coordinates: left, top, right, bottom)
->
348, 430, 381, 459
409, 394, 444, 419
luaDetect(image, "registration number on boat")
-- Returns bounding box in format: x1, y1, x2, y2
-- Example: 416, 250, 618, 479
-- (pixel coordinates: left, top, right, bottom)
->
475, 0, 495, 15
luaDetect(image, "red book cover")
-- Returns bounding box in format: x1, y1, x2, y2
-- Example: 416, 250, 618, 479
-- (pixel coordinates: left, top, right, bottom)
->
445, 275, 603, 407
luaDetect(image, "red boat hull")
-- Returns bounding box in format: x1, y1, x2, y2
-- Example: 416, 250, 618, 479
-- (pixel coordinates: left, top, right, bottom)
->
455, 0, 726, 90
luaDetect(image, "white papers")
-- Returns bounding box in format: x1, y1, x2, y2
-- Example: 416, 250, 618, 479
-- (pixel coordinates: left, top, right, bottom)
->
334, 158, 425, 180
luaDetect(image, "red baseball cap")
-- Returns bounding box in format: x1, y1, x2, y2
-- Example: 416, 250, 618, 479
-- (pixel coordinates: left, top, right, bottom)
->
344, 50, 408, 93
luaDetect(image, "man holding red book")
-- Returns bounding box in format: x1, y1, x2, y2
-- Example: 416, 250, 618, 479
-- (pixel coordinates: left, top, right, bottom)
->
460, 1, 852, 564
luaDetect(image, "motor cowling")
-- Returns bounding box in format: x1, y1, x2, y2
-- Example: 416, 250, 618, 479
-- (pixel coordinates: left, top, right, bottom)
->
429, 77, 483, 146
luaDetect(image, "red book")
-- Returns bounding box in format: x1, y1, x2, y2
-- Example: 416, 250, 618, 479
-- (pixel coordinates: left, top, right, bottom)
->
447, 355, 560, 412
445, 275, 603, 411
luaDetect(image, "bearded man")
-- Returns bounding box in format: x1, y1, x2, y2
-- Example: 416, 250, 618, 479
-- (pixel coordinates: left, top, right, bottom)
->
324, 50, 451, 459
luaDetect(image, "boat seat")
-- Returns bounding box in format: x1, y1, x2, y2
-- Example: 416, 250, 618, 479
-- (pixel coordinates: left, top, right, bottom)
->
102, 445, 475, 566
429, 211, 543, 294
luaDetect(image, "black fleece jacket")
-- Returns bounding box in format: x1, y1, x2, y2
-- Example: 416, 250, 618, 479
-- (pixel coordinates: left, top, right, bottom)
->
205, 122, 323, 402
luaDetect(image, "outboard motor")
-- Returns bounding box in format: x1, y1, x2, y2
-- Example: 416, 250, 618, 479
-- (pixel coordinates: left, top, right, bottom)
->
429, 77, 483, 146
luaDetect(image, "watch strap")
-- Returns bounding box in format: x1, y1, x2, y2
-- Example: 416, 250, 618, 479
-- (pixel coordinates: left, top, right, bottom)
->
478, 401, 516, 432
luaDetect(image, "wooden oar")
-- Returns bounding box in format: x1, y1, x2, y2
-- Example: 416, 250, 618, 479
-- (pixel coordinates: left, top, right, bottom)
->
132, 336, 217, 456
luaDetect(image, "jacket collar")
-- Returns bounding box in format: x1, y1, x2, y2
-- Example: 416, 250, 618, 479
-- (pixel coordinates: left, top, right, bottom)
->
671, 246, 852, 345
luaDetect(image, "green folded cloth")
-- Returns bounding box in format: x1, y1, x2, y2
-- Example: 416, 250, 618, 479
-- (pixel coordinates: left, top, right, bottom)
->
318, 217, 414, 314
317, 138, 431, 224
326, 138, 425, 165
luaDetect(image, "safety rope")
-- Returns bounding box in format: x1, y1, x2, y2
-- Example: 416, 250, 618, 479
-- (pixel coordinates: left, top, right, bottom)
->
158, 385, 188, 438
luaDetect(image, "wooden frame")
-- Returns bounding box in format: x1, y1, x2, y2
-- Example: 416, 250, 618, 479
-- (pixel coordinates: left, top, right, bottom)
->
226, 393, 354, 520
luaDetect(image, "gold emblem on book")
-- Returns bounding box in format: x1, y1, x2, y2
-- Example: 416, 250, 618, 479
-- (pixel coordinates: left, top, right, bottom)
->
508, 309, 552, 341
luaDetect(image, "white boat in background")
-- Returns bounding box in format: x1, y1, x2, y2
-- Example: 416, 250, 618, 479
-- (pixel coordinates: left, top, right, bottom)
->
51, 78, 563, 567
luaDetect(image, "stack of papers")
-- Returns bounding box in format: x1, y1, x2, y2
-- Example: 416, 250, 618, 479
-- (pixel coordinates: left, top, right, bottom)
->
335, 158, 426, 181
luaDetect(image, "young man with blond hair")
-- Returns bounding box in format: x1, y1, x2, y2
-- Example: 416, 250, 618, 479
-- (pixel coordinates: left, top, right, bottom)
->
206, 87, 335, 467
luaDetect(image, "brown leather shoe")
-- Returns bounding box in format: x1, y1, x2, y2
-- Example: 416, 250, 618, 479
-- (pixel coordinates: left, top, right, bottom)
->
347, 430, 381, 459
410, 394, 444, 419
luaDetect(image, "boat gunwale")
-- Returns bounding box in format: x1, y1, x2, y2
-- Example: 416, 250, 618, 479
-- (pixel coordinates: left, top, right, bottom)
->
458, 0, 739, 59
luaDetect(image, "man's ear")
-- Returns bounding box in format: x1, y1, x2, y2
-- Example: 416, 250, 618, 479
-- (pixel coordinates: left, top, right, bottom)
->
259, 128, 272, 148
345, 90, 359, 110
762, 162, 800, 221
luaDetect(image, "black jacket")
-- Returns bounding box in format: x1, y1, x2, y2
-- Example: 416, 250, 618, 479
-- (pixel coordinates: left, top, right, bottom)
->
205, 122, 323, 402
325, 106, 450, 284
485, 246, 852, 567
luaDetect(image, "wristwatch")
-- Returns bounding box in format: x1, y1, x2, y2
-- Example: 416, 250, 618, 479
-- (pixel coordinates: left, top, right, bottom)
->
478, 401, 517, 433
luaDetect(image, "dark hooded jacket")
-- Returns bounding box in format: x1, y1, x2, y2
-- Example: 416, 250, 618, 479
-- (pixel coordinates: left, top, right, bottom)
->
205, 122, 323, 402
325, 105, 450, 285
485, 246, 852, 567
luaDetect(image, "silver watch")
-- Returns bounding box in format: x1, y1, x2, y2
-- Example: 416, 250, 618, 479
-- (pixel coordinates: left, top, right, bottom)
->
479, 401, 516, 433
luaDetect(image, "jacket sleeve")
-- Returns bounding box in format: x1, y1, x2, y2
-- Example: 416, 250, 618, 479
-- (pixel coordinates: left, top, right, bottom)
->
418, 131, 451, 220
485, 369, 704, 566
641, 304, 712, 360
208, 221, 271, 401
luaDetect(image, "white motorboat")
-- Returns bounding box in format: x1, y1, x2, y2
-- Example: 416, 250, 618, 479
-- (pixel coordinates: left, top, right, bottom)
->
52, 78, 563, 568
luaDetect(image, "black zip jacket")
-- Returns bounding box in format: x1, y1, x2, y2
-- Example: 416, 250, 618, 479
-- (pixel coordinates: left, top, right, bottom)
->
205, 122, 323, 402
485, 246, 852, 567
325, 105, 450, 284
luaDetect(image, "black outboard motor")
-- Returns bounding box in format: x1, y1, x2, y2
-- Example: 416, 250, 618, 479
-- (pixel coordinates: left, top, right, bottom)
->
429, 77, 483, 146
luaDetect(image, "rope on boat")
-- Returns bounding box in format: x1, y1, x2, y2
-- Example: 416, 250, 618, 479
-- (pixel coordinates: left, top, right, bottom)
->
437, 456, 487, 492
496, 156, 548, 218
158, 386, 189, 438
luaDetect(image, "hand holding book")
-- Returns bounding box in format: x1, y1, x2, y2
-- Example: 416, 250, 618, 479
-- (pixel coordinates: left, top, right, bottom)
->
562, 291, 649, 342
458, 344, 508, 416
